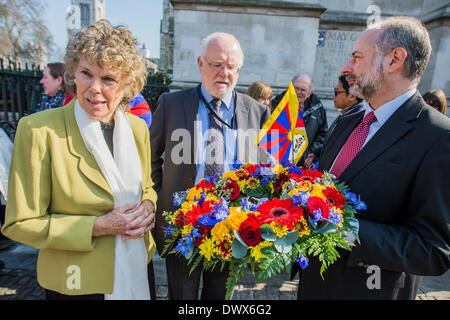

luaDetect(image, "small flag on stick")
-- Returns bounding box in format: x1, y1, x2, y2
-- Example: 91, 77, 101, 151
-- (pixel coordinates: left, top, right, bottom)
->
255, 82, 308, 164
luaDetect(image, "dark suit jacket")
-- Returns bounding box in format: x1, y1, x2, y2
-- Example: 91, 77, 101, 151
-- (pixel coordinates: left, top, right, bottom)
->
150, 84, 271, 254
297, 92, 450, 299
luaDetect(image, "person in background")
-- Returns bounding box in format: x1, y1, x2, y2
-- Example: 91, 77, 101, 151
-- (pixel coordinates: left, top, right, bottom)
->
246, 81, 273, 109
36, 63, 68, 112
329, 75, 365, 135
422, 89, 447, 115
2, 20, 157, 300
128, 92, 152, 128
304, 75, 365, 168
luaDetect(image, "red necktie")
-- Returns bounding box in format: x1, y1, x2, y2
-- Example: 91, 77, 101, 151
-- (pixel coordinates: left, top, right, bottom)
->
330, 111, 377, 179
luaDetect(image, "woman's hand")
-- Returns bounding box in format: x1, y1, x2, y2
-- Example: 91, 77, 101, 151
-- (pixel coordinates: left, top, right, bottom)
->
92, 201, 155, 239
122, 200, 155, 240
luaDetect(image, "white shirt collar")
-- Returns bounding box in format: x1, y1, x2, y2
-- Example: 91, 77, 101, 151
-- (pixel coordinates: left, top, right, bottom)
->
363, 89, 416, 126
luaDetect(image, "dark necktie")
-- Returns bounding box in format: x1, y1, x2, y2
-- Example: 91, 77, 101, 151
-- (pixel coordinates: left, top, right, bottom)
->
330, 111, 377, 179
204, 99, 224, 178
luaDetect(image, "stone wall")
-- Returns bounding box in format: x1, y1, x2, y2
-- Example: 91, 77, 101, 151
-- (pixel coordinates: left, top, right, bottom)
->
165, 0, 450, 120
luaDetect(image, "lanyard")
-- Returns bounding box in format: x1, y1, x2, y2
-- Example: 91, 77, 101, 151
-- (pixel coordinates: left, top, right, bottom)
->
198, 86, 236, 130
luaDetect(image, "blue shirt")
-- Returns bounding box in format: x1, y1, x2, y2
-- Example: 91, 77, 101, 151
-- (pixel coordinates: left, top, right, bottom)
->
195, 85, 237, 184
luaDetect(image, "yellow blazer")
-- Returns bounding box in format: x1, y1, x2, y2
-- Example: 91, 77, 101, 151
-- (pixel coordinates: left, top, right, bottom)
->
1, 99, 157, 295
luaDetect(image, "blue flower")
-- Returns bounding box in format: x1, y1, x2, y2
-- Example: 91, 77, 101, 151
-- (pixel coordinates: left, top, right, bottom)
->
175, 236, 192, 256
173, 190, 188, 206
197, 213, 218, 227
344, 190, 358, 204
296, 254, 309, 269
292, 192, 308, 207
326, 208, 342, 225
354, 200, 367, 211
232, 160, 243, 170
163, 225, 176, 238
192, 227, 202, 238
213, 200, 229, 222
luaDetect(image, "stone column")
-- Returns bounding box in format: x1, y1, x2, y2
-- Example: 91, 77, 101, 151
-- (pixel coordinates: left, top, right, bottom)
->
169, 0, 325, 92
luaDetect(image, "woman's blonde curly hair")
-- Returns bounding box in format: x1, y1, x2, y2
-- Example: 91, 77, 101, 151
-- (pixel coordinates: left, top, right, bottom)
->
64, 19, 148, 110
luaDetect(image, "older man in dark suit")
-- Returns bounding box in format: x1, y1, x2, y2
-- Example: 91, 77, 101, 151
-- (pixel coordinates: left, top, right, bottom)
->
150, 32, 271, 300
296, 16, 450, 300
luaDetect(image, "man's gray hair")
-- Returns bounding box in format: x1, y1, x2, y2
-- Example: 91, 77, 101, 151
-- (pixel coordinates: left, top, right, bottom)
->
291, 74, 313, 91
368, 16, 432, 81
199, 32, 244, 67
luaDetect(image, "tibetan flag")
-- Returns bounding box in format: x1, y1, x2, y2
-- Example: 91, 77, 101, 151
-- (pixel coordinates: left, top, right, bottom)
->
255, 82, 308, 164
129, 92, 152, 128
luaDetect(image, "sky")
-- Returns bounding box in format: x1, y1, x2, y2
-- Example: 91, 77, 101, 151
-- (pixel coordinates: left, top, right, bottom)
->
42, 0, 163, 61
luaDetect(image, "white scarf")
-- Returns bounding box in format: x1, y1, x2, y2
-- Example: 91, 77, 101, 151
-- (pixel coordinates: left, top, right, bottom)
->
74, 100, 150, 300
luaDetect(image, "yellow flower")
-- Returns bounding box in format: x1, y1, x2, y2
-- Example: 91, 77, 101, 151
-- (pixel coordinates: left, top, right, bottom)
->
181, 224, 193, 236
226, 207, 248, 230
250, 241, 273, 262
310, 183, 327, 201
171, 209, 183, 224
198, 237, 216, 261
181, 201, 194, 212
296, 180, 312, 191
211, 220, 232, 241
270, 221, 289, 237
295, 216, 311, 237
245, 177, 259, 189
223, 171, 238, 181
186, 186, 203, 202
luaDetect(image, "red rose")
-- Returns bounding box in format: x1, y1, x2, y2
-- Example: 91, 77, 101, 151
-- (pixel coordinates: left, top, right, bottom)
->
238, 215, 262, 247
307, 196, 330, 219
224, 179, 240, 200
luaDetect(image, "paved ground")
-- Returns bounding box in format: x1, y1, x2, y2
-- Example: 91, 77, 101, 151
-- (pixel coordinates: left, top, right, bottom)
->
0, 238, 449, 300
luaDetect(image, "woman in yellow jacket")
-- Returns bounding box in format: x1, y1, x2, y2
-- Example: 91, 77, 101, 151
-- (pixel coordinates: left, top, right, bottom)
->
2, 20, 157, 300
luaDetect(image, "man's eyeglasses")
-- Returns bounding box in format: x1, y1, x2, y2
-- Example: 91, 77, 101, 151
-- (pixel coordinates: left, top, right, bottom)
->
294, 87, 310, 94
334, 89, 347, 96
205, 59, 240, 73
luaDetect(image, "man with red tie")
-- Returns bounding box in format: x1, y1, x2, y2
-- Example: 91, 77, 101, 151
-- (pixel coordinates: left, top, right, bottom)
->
295, 16, 450, 300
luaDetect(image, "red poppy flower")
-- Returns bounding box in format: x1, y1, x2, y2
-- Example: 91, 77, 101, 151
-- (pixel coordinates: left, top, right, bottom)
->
323, 187, 346, 210
290, 169, 323, 183
256, 198, 304, 229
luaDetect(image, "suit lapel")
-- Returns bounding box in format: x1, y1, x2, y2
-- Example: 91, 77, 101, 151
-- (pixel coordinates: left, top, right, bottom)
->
183, 85, 201, 175
234, 92, 249, 161
339, 93, 424, 182
319, 110, 365, 171
64, 99, 111, 194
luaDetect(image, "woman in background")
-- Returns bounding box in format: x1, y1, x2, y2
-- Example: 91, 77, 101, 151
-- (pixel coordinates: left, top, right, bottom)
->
246, 81, 273, 109
422, 89, 447, 115
37, 63, 67, 111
